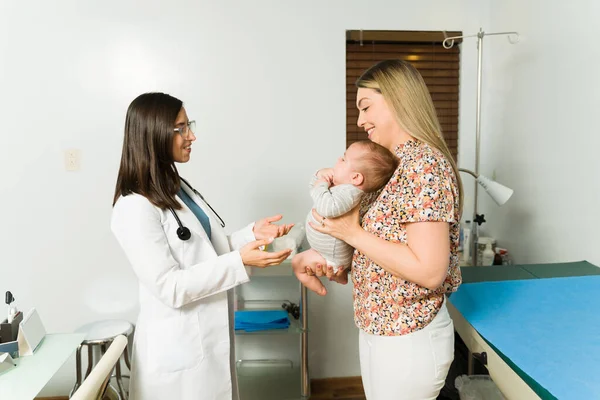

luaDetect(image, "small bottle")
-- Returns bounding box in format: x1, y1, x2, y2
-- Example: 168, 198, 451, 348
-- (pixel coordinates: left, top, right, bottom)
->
462, 220, 472, 265
493, 249, 503, 265
498, 248, 511, 265
482, 242, 495, 266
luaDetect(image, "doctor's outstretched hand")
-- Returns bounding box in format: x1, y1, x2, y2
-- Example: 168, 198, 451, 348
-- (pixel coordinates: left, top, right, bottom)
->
253, 215, 294, 240
240, 238, 292, 268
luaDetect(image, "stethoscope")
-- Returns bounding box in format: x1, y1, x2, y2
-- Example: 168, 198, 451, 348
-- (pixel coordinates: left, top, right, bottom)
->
169, 177, 226, 241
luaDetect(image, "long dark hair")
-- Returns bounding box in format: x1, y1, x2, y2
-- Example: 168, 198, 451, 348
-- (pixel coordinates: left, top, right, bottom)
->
113, 92, 183, 209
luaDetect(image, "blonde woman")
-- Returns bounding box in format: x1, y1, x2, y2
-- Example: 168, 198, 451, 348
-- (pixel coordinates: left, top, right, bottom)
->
293, 59, 463, 399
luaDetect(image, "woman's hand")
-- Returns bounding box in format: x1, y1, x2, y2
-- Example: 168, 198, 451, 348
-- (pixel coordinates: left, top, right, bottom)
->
291, 249, 328, 295
240, 238, 292, 268
253, 215, 294, 240
308, 205, 362, 244
291, 249, 349, 296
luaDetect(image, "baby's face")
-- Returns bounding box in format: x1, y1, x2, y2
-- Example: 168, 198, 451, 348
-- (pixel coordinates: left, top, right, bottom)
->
333, 144, 364, 186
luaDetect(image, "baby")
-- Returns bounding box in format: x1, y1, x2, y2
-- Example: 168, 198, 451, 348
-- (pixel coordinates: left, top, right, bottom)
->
300, 140, 398, 283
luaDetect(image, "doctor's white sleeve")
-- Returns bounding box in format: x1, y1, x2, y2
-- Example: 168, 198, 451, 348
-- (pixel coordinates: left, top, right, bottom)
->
227, 222, 256, 250
111, 196, 249, 309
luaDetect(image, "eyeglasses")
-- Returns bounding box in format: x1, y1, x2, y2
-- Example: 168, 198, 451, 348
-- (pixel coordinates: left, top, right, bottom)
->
174, 120, 196, 139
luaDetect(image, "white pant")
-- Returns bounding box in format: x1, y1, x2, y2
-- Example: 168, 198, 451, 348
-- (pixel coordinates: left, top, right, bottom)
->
359, 300, 454, 400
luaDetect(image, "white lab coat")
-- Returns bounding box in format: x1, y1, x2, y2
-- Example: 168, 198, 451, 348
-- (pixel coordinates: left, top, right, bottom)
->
111, 183, 253, 400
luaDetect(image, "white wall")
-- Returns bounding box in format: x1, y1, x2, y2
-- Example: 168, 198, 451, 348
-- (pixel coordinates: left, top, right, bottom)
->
0, 0, 487, 396
477, 0, 600, 267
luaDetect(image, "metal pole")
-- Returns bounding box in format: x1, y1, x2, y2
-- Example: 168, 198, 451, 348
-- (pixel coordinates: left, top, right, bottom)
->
300, 284, 310, 398
472, 28, 484, 266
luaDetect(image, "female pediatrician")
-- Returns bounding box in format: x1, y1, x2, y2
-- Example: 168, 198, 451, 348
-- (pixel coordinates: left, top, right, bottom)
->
111, 92, 293, 400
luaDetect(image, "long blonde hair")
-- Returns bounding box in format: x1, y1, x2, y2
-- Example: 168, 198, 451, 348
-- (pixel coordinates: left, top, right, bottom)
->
356, 59, 463, 215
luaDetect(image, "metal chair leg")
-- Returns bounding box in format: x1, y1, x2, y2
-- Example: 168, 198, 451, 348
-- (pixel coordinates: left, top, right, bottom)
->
84, 345, 94, 379
124, 343, 131, 370
105, 384, 121, 400
115, 356, 128, 400
69, 344, 83, 398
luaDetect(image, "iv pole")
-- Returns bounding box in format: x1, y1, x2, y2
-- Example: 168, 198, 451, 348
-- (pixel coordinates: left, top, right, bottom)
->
443, 28, 519, 266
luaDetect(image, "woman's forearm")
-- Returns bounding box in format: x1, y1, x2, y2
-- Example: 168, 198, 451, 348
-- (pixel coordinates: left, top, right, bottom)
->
346, 228, 446, 290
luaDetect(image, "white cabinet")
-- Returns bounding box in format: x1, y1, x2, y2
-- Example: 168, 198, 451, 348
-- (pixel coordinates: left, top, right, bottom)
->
235, 259, 310, 400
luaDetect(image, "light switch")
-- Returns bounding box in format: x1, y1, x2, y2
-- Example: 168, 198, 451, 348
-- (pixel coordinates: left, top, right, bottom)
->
65, 149, 81, 171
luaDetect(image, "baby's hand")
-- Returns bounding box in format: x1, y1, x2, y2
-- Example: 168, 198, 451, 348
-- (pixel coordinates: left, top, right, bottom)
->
315, 177, 332, 187
316, 168, 334, 182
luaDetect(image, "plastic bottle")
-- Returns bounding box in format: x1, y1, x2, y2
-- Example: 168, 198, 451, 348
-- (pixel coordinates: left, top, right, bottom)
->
462, 220, 472, 265
482, 242, 495, 266
493, 249, 503, 265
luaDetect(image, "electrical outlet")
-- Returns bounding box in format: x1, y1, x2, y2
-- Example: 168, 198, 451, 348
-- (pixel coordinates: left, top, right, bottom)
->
65, 149, 81, 171
492, 169, 497, 181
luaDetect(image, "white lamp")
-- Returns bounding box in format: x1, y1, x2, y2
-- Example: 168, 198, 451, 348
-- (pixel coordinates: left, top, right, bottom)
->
476, 175, 514, 206
459, 168, 514, 206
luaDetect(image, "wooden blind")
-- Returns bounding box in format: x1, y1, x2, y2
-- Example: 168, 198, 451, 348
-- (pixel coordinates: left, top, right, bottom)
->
346, 31, 461, 160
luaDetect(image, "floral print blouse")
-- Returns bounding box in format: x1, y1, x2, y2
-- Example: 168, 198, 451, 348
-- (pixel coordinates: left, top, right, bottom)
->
351, 139, 462, 336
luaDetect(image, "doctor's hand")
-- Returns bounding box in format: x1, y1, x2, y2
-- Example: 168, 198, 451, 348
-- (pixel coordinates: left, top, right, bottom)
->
253, 215, 294, 240
240, 238, 292, 268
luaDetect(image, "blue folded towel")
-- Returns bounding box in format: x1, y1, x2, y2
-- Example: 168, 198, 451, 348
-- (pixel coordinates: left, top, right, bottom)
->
234, 310, 290, 332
